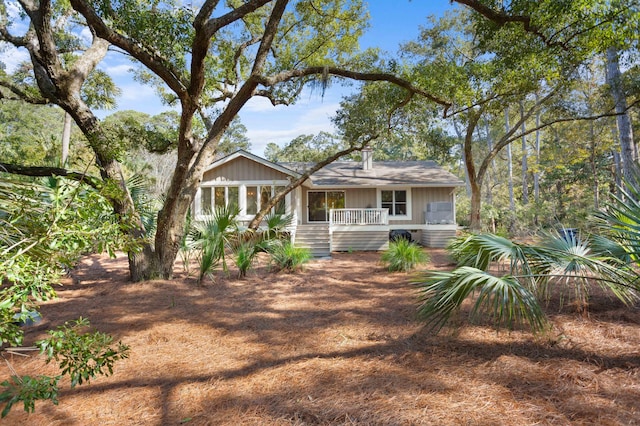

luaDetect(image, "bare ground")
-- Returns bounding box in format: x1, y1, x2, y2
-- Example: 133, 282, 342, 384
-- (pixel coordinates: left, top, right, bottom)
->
1, 249, 639, 425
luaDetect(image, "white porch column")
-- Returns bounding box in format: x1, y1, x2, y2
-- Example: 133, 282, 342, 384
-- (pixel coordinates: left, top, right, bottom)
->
194, 188, 202, 216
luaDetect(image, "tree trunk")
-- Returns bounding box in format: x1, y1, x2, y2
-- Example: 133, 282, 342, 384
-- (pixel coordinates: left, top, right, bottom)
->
453, 119, 472, 197
505, 108, 515, 212
589, 121, 599, 209
534, 95, 541, 204
65, 100, 156, 281
469, 178, 482, 231
463, 109, 484, 231
61, 112, 72, 165
484, 118, 494, 204
606, 47, 636, 184
520, 101, 528, 205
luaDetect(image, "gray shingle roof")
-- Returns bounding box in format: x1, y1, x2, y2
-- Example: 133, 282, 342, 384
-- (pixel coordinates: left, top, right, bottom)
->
278, 160, 464, 187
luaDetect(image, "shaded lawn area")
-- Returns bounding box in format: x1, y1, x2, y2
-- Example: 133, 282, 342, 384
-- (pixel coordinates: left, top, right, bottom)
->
2, 249, 639, 425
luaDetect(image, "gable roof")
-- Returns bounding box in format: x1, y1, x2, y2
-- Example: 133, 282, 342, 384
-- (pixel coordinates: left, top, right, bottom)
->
204, 150, 464, 188
280, 160, 465, 188
203, 149, 301, 178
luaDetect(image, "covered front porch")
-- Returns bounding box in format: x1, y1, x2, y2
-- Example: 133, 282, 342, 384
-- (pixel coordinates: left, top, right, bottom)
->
293, 208, 458, 254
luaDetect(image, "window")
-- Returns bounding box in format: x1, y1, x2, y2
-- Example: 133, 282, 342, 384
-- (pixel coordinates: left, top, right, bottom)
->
245, 185, 284, 216
246, 186, 258, 215
201, 186, 239, 214
201, 187, 212, 213
308, 191, 345, 222
381, 190, 408, 216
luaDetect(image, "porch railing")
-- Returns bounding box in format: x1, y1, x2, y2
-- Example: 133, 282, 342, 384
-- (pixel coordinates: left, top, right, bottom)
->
329, 208, 389, 226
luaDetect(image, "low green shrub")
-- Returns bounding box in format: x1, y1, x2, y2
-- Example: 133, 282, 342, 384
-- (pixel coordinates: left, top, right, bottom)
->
381, 239, 428, 272
233, 241, 259, 278
268, 241, 311, 272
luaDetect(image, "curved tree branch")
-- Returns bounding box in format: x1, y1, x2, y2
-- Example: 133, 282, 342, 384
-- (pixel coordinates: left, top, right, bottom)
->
69, 0, 188, 99
0, 163, 102, 190
255, 66, 452, 115
0, 81, 49, 104
453, 0, 569, 50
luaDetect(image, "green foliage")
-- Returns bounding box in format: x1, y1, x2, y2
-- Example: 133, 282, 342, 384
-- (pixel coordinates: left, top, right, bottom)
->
594, 168, 640, 267
0, 176, 134, 416
0, 102, 65, 166
0, 375, 60, 418
264, 132, 344, 162
189, 204, 240, 284
381, 239, 428, 272
267, 241, 311, 272
38, 318, 130, 388
101, 110, 181, 156
126, 173, 160, 239
415, 231, 638, 333
416, 266, 546, 333
233, 240, 259, 278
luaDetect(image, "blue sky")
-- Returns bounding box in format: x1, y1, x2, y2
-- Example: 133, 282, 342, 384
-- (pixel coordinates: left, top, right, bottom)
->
3, 1, 457, 156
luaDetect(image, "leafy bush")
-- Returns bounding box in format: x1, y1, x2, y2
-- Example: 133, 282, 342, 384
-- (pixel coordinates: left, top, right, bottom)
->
0, 176, 131, 416
381, 239, 429, 272
268, 241, 311, 272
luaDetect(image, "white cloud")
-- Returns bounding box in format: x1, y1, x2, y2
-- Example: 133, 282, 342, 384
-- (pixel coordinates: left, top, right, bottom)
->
79, 27, 93, 45
6, 2, 27, 34
0, 44, 29, 73
244, 101, 342, 156
104, 64, 135, 76
243, 96, 287, 113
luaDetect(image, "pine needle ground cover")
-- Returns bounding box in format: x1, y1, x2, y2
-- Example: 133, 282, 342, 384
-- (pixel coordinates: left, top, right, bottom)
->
1, 250, 638, 425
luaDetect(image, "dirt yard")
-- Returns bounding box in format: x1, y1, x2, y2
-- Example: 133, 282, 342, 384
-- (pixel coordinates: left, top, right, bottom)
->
1, 249, 639, 425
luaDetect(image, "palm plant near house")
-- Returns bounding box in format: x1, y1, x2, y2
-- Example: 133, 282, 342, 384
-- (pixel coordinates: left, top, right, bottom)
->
233, 240, 259, 278
415, 231, 638, 333
268, 241, 311, 272
189, 204, 240, 284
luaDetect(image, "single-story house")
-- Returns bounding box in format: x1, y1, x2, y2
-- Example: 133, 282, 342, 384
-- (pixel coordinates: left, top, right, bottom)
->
195, 148, 464, 257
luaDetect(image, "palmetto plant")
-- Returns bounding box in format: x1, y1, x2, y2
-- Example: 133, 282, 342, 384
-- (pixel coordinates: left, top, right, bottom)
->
189, 204, 240, 285
415, 231, 638, 333
268, 241, 311, 272
381, 239, 429, 272
233, 240, 259, 278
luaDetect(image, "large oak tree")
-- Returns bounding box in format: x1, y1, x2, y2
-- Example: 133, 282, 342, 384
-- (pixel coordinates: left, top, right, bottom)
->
0, 0, 449, 280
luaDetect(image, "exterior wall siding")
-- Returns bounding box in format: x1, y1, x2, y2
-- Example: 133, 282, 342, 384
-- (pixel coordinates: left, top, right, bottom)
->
300, 187, 455, 225
332, 230, 389, 251
420, 227, 457, 248
390, 187, 453, 226
203, 156, 290, 182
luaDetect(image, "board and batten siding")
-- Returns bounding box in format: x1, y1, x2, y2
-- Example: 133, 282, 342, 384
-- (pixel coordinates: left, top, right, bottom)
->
202, 156, 290, 183
389, 187, 454, 226
300, 186, 455, 226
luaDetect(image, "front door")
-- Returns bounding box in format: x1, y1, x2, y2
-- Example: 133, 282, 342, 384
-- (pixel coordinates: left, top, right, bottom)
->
308, 191, 345, 222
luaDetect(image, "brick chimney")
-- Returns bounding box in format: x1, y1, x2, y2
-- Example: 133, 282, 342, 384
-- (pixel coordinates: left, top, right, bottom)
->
362, 146, 373, 170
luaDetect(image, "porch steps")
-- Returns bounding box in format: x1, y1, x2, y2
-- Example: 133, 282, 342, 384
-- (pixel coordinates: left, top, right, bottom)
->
293, 224, 331, 258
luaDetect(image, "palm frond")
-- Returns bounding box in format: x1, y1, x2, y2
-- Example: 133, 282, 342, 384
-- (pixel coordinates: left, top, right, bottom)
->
189, 204, 240, 284
415, 267, 546, 333
448, 233, 536, 277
